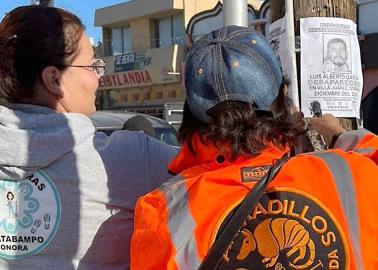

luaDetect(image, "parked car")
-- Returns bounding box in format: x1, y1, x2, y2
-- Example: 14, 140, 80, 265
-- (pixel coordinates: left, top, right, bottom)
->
90, 110, 179, 147
163, 102, 184, 131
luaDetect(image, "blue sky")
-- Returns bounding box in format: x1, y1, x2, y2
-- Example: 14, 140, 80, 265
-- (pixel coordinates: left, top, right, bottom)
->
0, 0, 128, 43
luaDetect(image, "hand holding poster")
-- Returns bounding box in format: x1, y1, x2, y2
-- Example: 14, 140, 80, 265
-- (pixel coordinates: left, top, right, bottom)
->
300, 17, 363, 118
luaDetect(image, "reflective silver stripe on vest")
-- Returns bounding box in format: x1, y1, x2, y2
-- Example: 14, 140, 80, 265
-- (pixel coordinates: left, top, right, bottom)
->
354, 148, 375, 155
160, 175, 201, 270
334, 129, 371, 151
312, 152, 363, 268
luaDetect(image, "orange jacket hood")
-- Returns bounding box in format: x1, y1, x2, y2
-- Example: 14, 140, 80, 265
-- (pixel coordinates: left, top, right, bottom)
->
168, 134, 289, 175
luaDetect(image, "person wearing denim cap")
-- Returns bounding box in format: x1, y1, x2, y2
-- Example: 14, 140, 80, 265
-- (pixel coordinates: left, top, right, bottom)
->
131, 25, 378, 270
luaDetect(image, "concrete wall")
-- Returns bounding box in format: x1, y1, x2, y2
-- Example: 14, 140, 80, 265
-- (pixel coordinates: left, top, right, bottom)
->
95, 0, 184, 27
358, 0, 378, 97
358, 0, 378, 34
183, 0, 263, 28
95, 0, 263, 29
130, 18, 156, 52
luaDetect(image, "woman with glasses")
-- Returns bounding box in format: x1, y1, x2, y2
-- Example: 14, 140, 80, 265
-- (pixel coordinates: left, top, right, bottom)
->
0, 5, 177, 269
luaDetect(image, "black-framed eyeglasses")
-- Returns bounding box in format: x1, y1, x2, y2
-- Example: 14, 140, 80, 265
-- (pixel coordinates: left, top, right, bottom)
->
68, 58, 106, 76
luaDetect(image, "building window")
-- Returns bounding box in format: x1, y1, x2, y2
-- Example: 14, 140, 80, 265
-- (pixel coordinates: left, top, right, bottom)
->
156, 91, 163, 99
172, 14, 185, 45
121, 93, 128, 102
169, 90, 176, 98
106, 89, 128, 108
144, 92, 151, 100
111, 26, 131, 56
156, 13, 184, 48
122, 27, 131, 53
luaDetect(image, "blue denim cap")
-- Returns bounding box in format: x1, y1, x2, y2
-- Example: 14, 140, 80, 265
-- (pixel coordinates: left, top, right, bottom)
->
185, 25, 282, 123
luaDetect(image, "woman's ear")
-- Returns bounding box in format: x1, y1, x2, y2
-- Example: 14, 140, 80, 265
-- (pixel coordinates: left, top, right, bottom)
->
41, 66, 64, 98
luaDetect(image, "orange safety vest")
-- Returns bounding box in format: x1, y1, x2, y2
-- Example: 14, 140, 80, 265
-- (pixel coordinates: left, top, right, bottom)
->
131, 130, 378, 270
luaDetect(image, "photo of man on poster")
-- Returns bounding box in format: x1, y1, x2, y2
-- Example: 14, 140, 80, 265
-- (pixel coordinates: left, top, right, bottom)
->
323, 37, 351, 73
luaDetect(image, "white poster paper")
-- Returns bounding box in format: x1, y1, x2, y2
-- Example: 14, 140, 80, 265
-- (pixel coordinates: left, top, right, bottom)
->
269, 16, 299, 107
300, 17, 363, 118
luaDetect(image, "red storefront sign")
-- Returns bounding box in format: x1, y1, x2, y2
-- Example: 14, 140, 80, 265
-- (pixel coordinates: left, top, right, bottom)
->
99, 70, 152, 89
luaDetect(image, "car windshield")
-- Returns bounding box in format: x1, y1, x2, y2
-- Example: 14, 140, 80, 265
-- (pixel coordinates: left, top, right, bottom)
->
154, 127, 179, 147
96, 127, 179, 147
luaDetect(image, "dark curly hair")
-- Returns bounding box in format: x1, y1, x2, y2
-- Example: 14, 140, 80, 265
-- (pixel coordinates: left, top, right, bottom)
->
178, 80, 306, 160
0, 5, 84, 102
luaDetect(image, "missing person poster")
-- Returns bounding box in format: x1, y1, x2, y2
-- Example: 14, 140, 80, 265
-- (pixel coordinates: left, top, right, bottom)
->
300, 17, 363, 118
269, 16, 299, 107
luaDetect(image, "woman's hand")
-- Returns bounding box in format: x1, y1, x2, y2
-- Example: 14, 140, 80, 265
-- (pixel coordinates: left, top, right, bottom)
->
309, 114, 346, 145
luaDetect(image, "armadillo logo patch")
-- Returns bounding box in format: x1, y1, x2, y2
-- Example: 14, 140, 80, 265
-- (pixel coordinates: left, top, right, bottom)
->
215, 188, 349, 270
0, 171, 61, 259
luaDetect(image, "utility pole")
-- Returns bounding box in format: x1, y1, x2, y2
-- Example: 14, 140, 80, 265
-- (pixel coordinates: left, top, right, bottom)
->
223, 0, 248, 27
271, 0, 358, 150
270, 0, 356, 31
285, 0, 299, 108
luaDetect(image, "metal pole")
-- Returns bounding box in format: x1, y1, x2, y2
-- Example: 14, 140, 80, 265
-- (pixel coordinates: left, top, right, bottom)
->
223, 0, 248, 27
285, 0, 300, 108
39, 0, 54, 7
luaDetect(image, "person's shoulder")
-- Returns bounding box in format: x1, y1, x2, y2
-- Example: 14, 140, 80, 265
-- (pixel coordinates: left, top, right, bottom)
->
292, 147, 376, 169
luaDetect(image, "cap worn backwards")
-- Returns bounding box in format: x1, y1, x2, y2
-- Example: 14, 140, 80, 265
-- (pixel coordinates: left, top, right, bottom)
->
185, 25, 283, 123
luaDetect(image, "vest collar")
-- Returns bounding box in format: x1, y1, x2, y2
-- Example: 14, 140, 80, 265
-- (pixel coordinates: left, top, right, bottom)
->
168, 133, 288, 174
